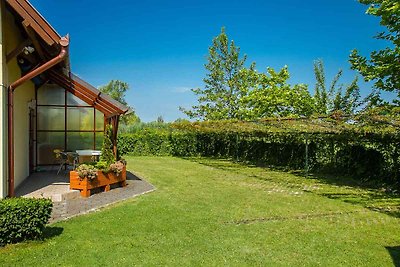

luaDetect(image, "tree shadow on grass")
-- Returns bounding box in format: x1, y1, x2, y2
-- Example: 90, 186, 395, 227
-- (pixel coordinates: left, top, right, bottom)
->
184, 157, 400, 219
386, 246, 400, 267
299, 172, 400, 219
184, 156, 259, 172
0, 227, 63, 248
42, 226, 64, 240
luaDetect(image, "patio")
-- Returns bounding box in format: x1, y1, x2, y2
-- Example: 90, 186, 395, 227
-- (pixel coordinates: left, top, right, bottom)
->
15, 169, 155, 223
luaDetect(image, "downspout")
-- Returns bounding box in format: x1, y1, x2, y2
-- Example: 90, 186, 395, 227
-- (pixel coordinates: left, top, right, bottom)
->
7, 36, 69, 197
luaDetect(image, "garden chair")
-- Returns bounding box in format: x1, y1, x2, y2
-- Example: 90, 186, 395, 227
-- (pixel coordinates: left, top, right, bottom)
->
54, 150, 79, 175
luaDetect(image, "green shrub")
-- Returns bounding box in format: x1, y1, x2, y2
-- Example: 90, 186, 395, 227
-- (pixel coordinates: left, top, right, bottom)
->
100, 124, 116, 165
0, 198, 53, 246
117, 120, 400, 186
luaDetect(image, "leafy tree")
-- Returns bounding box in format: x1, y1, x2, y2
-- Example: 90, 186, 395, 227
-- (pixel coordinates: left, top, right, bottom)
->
174, 118, 190, 123
124, 113, 141, 124
181, 28, 314, 120
180, 28, 251, 120
243, 66, 314, 118
350, 0, 400, 100
98, 80, 140, 124
157, 116, 165, 123
313, 60, 362, 115
99, 80, 129, 106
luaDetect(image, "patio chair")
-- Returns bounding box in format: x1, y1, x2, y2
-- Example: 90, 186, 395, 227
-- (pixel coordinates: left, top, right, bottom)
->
54, 150, 79, 175
67, 152, 79, 170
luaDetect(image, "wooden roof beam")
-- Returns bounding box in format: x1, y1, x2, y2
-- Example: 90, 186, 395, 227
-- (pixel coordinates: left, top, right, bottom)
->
66, 75, 125, 114
15, 0, 60, 42
6, 0, 61, 46
22, 20, 47, 60
48, 70, 129, 116
48, 72, 116, 116
6, 0, 55, 46
6, 38, 31, 63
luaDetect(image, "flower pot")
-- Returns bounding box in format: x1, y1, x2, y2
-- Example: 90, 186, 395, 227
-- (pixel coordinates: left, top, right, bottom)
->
70, 166, 127, 197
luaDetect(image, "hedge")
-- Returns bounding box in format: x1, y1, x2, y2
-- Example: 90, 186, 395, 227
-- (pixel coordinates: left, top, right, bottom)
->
118, 120, 400, 186
0, 198, 53, 246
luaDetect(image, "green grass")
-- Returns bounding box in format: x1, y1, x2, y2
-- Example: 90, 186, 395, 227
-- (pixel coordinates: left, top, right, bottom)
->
1, 156, 400, 266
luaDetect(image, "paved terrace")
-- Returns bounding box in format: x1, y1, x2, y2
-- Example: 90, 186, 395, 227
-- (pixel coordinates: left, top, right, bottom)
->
15, 169, 155, 223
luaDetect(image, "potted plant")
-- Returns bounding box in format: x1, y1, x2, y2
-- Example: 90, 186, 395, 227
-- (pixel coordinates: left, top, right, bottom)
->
69, 125, 127, 197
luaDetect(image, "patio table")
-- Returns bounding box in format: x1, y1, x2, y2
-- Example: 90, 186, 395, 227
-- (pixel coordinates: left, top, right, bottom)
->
76, 150, 102, 163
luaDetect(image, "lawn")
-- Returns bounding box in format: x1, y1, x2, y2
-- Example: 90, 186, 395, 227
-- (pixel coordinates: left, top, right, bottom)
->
1, 156, 400, 266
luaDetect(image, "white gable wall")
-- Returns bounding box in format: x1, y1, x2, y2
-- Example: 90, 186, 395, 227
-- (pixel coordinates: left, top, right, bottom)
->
1, 5, 35, 197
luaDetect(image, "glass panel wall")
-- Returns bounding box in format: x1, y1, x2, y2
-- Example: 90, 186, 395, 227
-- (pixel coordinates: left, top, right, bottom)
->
37, 85, 65, 105
67, 132, 95, 151
67, 92, 88, 106
37, 132, 65, 165
36, 84, 105, 165
95, 132, 104, 150
95, 109, 104, 130
67, 107, 94, 131
37, 107, 65, 130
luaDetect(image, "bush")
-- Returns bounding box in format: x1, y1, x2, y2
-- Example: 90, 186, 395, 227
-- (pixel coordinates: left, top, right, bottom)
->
0, 198, 53, 246
117, 120, 400, 186
101, 124, 116, 165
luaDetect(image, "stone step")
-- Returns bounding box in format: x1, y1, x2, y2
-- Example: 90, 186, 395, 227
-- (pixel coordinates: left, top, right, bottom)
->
51, 190, 81, 202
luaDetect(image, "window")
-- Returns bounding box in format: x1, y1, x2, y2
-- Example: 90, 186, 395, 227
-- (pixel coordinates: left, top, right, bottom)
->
36, 84, 105, 165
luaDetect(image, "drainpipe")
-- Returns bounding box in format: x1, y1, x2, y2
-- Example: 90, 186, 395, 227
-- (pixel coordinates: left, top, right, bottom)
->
7, 36, 69, 197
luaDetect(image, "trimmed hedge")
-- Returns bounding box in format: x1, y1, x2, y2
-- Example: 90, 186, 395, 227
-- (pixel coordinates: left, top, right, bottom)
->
118, 120, 400, 186
0, 198, 53, 246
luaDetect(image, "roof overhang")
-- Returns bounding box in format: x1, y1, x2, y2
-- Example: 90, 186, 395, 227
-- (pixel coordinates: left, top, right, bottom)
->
48, 70, 130, 118
6, 0, 61, 47
5, 0, 130, 117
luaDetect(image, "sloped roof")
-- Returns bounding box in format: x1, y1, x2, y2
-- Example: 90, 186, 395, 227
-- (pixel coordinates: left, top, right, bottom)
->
6, 0, 60, 46
5, 0, 130, 117
48, 70, 130, 117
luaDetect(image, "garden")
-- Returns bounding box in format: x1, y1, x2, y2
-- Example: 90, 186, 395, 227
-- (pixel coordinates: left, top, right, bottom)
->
1, 0, 400, 265
1, 156, 399, 266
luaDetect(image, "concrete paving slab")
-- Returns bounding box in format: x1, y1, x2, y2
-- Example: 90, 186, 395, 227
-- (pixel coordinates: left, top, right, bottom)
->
15, 170, 155, 223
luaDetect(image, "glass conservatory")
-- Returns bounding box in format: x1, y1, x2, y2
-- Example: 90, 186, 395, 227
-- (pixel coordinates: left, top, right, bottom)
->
36, 84, 105, 165
3, 0, 130, 197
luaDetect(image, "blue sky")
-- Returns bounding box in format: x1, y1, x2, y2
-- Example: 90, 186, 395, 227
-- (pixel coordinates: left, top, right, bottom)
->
30, 0, 390, 122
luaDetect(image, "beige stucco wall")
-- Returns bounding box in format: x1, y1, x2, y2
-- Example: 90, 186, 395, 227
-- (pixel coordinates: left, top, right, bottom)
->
0, 1, 6, 199
4, 7, 35, 192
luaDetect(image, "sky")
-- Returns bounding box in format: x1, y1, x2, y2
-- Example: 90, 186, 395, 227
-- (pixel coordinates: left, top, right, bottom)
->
29, 0, 392, 122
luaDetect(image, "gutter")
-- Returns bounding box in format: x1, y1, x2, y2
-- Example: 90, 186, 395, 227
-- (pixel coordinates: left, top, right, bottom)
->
7, 36, 69, 197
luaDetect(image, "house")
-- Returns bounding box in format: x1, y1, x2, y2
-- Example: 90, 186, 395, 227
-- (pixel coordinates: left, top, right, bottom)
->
0, 0, 130, 198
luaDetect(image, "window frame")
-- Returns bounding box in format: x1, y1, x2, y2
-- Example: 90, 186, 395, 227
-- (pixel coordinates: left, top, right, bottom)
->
35, 85, 105, 165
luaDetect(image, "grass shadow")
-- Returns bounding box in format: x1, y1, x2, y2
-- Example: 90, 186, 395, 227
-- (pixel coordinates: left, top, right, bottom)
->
297, 172, 400, 218
42, 226, 64, 240
386, 246, 400, 267
184, 157, 400, 219
184, 156, 258, 171
0, 227, 64, 248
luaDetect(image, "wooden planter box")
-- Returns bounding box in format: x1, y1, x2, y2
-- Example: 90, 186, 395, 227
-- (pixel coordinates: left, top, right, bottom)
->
70, 166, 127, 197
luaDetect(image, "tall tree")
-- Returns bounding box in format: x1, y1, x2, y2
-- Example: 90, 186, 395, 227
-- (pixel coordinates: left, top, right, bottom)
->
182, 28, 318, 120
350, 0, 400, 100
243, 66, 314, 118
180, 28, 251, 120
98, 80, 140, 124
313, 60, 362, 115
99, 80, 129, 106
